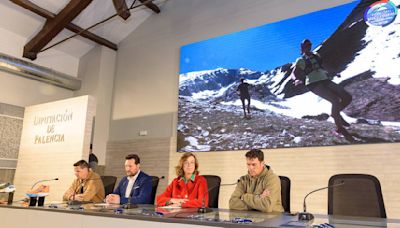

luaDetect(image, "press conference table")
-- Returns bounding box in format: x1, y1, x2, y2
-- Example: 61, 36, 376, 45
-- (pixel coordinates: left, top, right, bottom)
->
0, 203, 399, 228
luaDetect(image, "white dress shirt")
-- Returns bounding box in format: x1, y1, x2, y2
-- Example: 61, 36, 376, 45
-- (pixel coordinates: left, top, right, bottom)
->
125, 170, 140, 198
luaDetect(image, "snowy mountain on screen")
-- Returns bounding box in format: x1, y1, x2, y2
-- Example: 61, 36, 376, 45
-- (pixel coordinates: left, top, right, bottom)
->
177, 0, 400, 152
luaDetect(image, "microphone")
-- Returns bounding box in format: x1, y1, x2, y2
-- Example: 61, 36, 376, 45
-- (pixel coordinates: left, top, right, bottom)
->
198, 179, 240, 213
31, 178, 59, 190
298, 181, 345, 222
0, 182, 15, 193
123, 175, 165, 209
0, 182, 9, 189
123, 185, 140, 209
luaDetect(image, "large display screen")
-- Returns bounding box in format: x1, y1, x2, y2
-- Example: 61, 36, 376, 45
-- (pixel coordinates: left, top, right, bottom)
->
178, 0, 400, 152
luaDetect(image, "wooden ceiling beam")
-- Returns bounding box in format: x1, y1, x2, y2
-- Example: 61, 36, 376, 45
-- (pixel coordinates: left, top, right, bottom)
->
12, 0, 95, 60
112, 0, 131, 20
10, 0, 117, 52
138, 0, 160, 13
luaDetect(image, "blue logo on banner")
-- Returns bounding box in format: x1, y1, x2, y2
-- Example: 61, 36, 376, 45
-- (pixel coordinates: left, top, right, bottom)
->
364, 0, 398, 27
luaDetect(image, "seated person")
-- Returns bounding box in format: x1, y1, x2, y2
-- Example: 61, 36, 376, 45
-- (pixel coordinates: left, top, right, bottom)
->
63, 160, 105, 203
157, 152, 208, 208
229, 149, 284, 213
106, 154, 152, 205
88, 144, 99, 172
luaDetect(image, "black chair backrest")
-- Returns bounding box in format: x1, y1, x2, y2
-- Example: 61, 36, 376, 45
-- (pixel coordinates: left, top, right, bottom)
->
100, 176, 117, 196
203, 175, 221, 208
328, 174, 386, 218
150, 176, 160, 205
279, 176, 291, 213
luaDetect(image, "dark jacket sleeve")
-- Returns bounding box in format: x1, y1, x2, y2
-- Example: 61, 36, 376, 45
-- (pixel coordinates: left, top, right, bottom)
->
119, 173, 152, 205
112, 177, 126, 196
130, 174, 153, 204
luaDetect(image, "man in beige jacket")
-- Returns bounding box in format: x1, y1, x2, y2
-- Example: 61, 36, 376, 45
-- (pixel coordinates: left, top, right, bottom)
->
229, 149, 284, 213
63, 160, 105, 203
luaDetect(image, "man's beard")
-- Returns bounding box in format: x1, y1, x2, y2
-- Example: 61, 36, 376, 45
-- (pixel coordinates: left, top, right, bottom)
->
126, 171, 136, 177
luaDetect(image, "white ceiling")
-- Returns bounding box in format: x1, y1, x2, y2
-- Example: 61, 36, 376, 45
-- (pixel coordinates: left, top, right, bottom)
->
0, 0, 166, 58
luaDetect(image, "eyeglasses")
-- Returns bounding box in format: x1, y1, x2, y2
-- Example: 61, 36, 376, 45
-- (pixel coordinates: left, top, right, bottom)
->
183, 161, 195, 166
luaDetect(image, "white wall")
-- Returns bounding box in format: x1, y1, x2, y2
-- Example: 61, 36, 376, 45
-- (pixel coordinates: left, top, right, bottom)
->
13, 96, 95, 202
0, 24, 116, 165
75, 46, 116, 165
0, 28, 79, 107
0, 9, 116, 199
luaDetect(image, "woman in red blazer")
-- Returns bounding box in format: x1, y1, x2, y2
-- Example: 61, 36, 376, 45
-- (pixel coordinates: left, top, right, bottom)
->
156, 152, 209, 208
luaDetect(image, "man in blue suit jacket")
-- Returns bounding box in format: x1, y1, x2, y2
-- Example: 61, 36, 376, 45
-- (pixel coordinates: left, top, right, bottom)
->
105, 154, 152, 205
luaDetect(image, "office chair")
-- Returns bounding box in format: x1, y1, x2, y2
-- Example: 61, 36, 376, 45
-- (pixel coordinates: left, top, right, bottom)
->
150, 176, 160, 205
203, 175, 221, 208
328, 174, 386, 218
279, 175, 291, 213
100, 176, 117, 196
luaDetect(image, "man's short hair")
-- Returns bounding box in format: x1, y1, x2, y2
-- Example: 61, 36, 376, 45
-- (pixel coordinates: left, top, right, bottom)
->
245, 149, 264, 161
73, 160, 89, 169
301, 39, 311, 46
125, 154, 140, 164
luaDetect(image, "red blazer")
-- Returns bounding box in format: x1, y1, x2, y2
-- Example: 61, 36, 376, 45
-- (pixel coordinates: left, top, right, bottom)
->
156, 175, 209, 208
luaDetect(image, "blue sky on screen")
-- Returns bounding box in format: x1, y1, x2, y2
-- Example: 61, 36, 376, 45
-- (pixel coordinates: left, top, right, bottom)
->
180, 1, 359, 74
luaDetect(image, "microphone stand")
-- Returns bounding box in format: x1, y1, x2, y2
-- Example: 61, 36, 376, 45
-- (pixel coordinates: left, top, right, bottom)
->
198, 180, 239, 213
197, 197, 213, 213
298, 181, 344, 222
0, 182, 15, 205
123, 194, 138, 209
28, 178, 58, 207
31, 178, 59, 190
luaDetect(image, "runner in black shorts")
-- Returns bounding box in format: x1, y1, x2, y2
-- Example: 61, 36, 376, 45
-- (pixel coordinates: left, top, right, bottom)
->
237, 78, 251, 119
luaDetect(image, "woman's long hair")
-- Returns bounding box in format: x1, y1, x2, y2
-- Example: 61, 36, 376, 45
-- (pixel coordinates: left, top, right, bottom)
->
175, 152, 199, 177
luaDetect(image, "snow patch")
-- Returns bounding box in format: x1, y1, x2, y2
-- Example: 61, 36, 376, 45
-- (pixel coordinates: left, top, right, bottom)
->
183, 137, 211, 152
239, 68, 256, 75
179, 68, 228, 84
339, 7, 400, 85
192, 83, 234, 100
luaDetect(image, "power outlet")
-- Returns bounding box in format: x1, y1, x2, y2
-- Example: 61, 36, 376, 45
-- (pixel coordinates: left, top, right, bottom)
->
139, 130, 148, 136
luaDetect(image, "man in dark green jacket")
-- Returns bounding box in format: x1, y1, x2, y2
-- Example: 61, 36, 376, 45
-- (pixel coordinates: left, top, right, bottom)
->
229, 149, 284, 213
